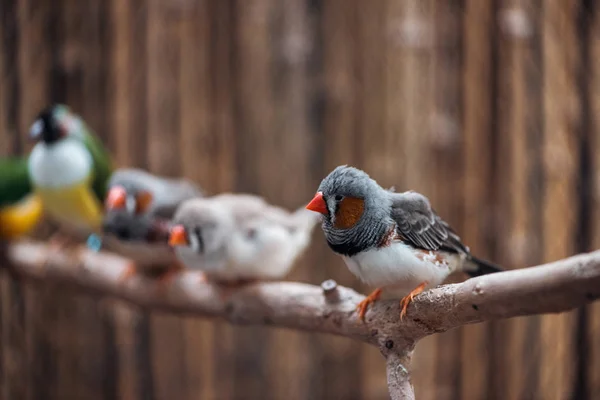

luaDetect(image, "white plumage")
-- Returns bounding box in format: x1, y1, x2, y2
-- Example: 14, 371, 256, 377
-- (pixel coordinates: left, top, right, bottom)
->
343, 243, 464, 298
28, 138, 92, 188
172, 194, 319, 282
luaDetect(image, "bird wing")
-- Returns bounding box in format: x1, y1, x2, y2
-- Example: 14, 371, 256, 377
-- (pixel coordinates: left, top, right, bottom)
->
80, 127, 113, 204
109, 168, 203, 219
0, 157, 32, 207
213, 194, 269, 224
390, 191, 468, 254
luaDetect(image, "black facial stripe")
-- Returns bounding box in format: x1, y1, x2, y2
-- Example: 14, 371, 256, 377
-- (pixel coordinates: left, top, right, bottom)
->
193, 227, 205, 253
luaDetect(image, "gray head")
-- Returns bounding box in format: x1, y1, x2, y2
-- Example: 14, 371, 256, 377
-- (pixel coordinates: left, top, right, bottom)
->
306, 165, 392, 256
103, 183, 171, 243
104, 183, 154, 216
168, 199, 233, 256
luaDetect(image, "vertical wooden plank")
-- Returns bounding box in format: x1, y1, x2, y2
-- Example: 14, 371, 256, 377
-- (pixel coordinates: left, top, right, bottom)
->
145, 1, 188, 399
587, 0, 600, 396
539, 1, 580, 399
123, 2, 155, 399
0, 0, 21, 155
356, 1, 391, 399
495, 1, 545, 399
0, 2, 28, 399
266, 0, 321, 399
76, 2, 118, 398
204, 1, 238, 398
319, 0, 366, 398
178, 1, 218, 399
386, 0, 436, 399
108, 0, 132, 167
47, 2, 117, 398
15, 0, 57, 399
460, 2, 496, 399
126, 0, 149, 170
106, 3, 139, 398
233, 1, 282, 399
431, 1, 464, 399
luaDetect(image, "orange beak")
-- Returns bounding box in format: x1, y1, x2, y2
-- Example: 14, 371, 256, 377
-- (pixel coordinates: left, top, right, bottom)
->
168, 225, 189, 247
306, 191, 328, 215
105, 186, 127, 210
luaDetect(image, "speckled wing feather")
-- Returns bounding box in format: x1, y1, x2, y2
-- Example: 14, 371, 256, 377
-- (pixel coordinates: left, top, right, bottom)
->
390, 191, 469, 254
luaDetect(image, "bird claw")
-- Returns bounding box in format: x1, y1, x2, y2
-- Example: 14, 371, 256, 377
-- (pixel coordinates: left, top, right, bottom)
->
399, 281, 428, 320
356, 288, 383, 322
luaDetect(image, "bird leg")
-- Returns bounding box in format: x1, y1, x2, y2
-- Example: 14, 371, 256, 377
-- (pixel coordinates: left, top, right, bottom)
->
356, 288, 383, 322
399, 281, 428, 320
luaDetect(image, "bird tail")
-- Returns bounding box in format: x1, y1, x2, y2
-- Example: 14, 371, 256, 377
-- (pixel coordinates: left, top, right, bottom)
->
464, 255, 503, 277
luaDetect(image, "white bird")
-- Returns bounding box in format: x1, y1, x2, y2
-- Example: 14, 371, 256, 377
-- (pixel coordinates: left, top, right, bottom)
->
168, 193, 319, 284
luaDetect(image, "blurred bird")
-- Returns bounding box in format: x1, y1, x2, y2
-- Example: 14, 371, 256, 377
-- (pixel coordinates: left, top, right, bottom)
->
101, 168, 203, 282
27, 104, 113, 245
0, 156, 43, 239
306, 165, 502, 321
168, 194, 319, 283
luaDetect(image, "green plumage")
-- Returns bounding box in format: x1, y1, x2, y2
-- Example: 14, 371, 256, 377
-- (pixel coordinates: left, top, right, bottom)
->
80, 124, 113, 203
0, 157, 32, 207
52, 104, 113, 202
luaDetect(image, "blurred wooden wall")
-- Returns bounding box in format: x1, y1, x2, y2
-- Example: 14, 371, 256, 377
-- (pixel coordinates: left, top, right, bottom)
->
0, 0, 598, 399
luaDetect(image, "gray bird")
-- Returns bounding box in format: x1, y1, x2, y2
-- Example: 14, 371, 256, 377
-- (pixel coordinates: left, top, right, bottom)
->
168, 193, 319, 283
101, 168, 203, 282
306, 165, 502, 321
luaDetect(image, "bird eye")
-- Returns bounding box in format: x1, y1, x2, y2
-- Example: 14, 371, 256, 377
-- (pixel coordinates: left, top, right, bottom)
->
334, 194, 343, 201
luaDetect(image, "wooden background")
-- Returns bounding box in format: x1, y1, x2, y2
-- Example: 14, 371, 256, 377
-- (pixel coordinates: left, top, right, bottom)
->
0, 0, 599, 399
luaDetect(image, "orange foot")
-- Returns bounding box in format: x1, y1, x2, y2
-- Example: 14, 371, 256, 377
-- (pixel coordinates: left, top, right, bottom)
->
356, 288, 383, 322
118, 262, 138, 284
399, 282, 428, 320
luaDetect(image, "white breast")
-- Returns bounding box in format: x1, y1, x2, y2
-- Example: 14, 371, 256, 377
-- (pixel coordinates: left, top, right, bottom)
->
343, 242, 461, 297
28, 138, 93, 188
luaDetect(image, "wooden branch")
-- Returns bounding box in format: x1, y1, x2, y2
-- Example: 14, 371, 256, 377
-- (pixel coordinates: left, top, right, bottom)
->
385, 349, 415, 400
3, 240, 600, 399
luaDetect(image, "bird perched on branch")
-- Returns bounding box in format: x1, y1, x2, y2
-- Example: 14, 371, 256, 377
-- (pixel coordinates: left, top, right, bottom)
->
306, 165, 502, 321
27, 104, 112, 245
101, 168, 203, 282
0, 156, 43, 239
168, 194, 319, 284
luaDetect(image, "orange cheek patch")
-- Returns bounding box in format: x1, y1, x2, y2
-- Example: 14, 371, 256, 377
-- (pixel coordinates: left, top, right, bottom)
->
334, 197, 365, 229
135, 191, 154, 214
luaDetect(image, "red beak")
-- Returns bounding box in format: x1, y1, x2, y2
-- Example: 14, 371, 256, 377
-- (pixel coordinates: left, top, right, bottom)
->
105, 186, 127, 210
169, 225, 189, 247
306, 191, 328, 215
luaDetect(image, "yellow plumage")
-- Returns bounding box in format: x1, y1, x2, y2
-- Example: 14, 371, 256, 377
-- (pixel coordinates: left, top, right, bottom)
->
0, 194, 43, 239
35, 180, 104, 233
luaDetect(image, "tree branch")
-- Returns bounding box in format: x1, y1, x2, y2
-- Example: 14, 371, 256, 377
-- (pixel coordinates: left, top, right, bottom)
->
2, 240, 600, 399
386, 350, 415, 400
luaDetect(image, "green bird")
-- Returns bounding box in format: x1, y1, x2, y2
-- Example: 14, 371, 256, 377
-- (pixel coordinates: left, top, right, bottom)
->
0, 156, 43, 239
28, 104, 113, 238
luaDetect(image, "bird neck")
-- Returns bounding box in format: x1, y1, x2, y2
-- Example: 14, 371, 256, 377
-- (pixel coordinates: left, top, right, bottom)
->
324, 216, 389, 257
